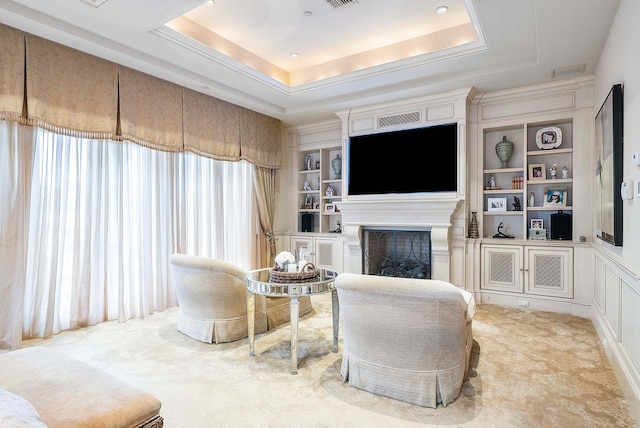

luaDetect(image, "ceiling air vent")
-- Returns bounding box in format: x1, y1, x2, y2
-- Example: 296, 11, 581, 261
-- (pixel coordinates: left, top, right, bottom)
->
327, 0, 358, 8
552, 64, 586, 79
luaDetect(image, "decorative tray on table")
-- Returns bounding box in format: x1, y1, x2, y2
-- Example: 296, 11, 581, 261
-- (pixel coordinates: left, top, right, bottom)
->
269, 263, 319, 283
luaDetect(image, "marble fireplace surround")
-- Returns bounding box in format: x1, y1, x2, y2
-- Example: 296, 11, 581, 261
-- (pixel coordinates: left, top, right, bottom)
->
337, 198, 463, 282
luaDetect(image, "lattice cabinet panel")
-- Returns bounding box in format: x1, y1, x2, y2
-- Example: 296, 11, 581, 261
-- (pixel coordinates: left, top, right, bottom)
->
482, 244, 573, 299
525, 247, 573, 298
482, 245, 523, 293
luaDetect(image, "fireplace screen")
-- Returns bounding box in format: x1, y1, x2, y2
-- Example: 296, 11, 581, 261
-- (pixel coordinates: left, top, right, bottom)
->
362, 229, 431, 279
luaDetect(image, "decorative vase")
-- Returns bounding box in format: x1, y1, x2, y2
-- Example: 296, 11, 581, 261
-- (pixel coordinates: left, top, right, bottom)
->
331, 154, 342, 179
469, 211, 479, 239
495, 135, 514, 168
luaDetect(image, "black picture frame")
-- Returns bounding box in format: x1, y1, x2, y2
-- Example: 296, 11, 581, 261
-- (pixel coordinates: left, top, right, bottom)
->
595, 83, 623, 246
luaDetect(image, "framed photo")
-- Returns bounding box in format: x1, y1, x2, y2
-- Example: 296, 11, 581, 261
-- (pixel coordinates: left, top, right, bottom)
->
487, 197, 507, 212
313, 202, 320, 210
535, 126, 563, 150
303, 196, 313, 209
530, 219, 544, 229
529, 163, 546, 180
543, 187, 567, 207
324, 203, 336, 213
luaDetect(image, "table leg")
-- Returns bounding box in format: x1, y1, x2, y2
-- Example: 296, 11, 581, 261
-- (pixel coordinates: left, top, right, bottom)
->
331, 289, 339, 353
290, 296, 300, 374
247, 292, 255, 357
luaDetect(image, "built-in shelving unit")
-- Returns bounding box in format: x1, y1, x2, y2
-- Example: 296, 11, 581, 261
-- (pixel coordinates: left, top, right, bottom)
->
481, 119, 573, 240
297, 146, 342, 233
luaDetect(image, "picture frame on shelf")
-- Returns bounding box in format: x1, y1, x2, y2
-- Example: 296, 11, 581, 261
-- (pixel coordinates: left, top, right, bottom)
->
543, 187, 567, 207
529, 163, 546, 180
535, 126, 563, 150
313, 202, 320, 210
303, 196, 313, 209
487, 197, 507, 212
530, 219, 544, 229
324, 203, 336, 213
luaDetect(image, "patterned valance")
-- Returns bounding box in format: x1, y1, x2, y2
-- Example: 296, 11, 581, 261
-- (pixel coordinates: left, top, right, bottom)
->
25, 34, 118, 139
0, 25, 25, 122
240, 108, 282, 169
183, 88, 241, 161
0, 22, 282, 168
118, 67, 184, 152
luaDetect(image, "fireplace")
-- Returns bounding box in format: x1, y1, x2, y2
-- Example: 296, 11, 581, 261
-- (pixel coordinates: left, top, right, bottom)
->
336, 198, 462, 282
362, 229, 431, 278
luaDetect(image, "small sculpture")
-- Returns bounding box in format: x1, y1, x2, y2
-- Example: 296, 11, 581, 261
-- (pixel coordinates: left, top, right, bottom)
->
562, 165, 569, 179
489, 174, 496, 188
512, 196, 522, 211
304, 155, 312, 171
330, 220, 342, 233
493, 222, 514, 239
549, 163, 557, 179
529, 192, 535, 207
325, 185, 334, 197
303, 180, 311, 191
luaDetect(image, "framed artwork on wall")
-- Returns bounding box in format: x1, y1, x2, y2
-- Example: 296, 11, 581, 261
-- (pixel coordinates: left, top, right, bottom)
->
595, 83, 623, 246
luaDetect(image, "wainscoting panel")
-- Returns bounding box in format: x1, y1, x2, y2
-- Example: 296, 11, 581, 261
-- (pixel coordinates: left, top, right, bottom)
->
604, 265, 621, 338
621, 276, 640, 379
593, 256, 605, 312
591, 250, 640, 424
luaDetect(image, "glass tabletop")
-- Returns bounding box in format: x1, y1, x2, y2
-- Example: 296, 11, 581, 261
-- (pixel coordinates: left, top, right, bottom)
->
246, 267, 338, 297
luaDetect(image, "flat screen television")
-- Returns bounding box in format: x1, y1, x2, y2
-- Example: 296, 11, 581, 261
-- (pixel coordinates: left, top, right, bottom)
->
348, 123, 457, 196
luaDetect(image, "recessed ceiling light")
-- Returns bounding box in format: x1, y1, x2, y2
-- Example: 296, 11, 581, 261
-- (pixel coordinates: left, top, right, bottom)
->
436, 6, 448, 14
304, 11, 312, 16
290, 53, 299, 59
205, 0, 214, 6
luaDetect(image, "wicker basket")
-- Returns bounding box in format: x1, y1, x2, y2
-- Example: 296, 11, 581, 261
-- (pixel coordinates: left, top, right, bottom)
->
269, 262, 319, 283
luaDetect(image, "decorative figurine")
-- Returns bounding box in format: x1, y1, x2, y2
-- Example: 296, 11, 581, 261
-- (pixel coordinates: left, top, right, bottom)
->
549, 163, 557, 179
512, 196, 522, 211
325, 185, 334, 197
330, 220, 342, 233
562, 165, 569, 179
493, 222, 515, 239
489, 174, 496, 188
304, 155, 312, 171
529, 192, 535, 207
303, 180, 311, 191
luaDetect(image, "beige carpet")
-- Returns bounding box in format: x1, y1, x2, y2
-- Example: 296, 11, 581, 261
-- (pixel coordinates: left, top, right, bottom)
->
20, 294, 636, 427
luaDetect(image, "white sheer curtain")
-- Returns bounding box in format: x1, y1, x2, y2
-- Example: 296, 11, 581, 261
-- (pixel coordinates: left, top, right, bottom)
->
0, 121, 259, 348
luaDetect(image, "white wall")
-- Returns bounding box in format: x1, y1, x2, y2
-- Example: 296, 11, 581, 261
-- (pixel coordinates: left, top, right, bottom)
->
594, 0, 640, 268
593, 0, 640, 423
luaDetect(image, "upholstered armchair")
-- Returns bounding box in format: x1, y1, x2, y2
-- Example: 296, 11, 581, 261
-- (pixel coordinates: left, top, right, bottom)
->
169, 254, 312, 343
335, 273, 475, 408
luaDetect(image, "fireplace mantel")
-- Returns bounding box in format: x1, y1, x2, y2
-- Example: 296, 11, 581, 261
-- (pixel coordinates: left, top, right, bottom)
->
336, 199, 463, 281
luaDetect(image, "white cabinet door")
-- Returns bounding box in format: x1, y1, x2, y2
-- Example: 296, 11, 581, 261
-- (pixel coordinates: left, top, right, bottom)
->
291, 236, 314, 263
314, 238, 337, 270
290, 235, 340, 271
525, 247, 573, 298
482, 245, 523, 293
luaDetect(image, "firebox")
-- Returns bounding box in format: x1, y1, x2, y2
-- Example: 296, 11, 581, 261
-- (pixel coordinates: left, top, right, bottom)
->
362, 229, 431, 279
